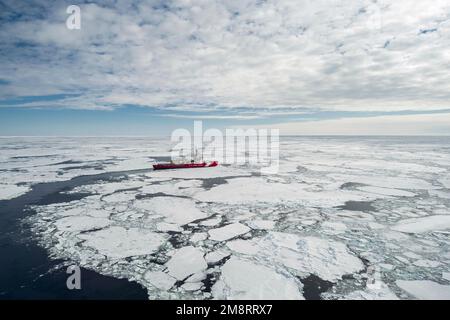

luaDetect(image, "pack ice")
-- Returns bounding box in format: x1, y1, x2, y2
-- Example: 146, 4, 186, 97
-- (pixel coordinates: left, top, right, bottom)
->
5, 136, 448, 300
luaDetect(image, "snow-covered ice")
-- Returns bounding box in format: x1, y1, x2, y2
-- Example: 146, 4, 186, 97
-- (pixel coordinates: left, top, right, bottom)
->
391, 215, 450, 234
54, 216, 111, 232
208, 223, 251, 241
143, 271, 176, 291
135, 197, 208, 225
212, 257, 304, 300
439, 177, 450, 189
396, 280, 450, 300
0, 184, 30, 200
264, 233, 365, 282
165, 246, 207, 280
246, 220, 276, 230
3, 136, 448, 300
79, 226, 167, 259
357, 186, 416, 197
413, 259, 441, 268
205, 250, 230, 264
340, 282, 399, 300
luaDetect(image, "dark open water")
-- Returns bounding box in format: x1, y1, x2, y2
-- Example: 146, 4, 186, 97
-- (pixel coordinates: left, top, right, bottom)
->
0, 170, 150, 299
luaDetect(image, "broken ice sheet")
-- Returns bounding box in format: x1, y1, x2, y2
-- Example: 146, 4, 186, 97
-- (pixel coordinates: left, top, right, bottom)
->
212, 257, 304, 300
13, 136, 450, 300
165, 246, 207, 280
0, 184, 30, 200
79, 226, 168, 259
208, 223, 251, 241
143, 271, 176, 291
54, 216, 111, 232
134, 196, 208, 225
357, 186, 416, 197
194, 176, 377, 207
225, 232, 364, 282
246, 220, 276, 230
336, 282, 399, 300
391, 215, 450, 234
396, 280, 450, 300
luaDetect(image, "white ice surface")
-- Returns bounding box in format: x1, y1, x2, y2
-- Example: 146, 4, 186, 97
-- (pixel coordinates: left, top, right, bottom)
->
205, 250, 230, 264
413, 259, 441, 268
396, 280, 450, 300
246, 220, 276, 230
143, 271, 176, 291
156, 222, 183, 232
79, 226, 167, 259
391, 215, 450, 233
208, 223, 251, 241
357, 186, 416, 197
190, 232, 207, 243
166, 246, 207, 280
225, 232, 364, 282
194, 177, 374, 207
55, 216, 111, 232
212, 257, 304, 300
322, 221, 348, 234
342, 282, 399, 300
439, 177, 450, 188
182, 282, 203, 291
0, 184, 30, 200
11, 136, 449, 300
148, 166, 251, 179
135, 197, 208, 225
226, 239, 260, 255
329, 173, 435, 190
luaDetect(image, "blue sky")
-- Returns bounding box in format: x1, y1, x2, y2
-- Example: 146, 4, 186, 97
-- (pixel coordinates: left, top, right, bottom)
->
1, 0, 450, 135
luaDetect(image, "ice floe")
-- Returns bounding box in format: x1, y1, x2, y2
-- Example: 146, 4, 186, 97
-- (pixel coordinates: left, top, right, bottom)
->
135, 197, 208, 225
156, 222, 183, 232
341, 282, 399, 300
8, 136, 449, 300
225, 232, 364, 282
194, 177, 375, 207
54, 216, 111, 232
246, 219, 276, 230
357, 186, 416, 197
208, 223, 251, 241
329, 173, 435, 190
190, 232, 208, 243
166, 246, 207, 280
413, 259, 441, 268
396, 280, 450, 300
143, 271, 176, 291
226, 239, 260, 255
391, 215, 450, 233
148, 166, 251, 179
212, 257, 304, 300
0, 184, 30, 200
321, 221, 348, 234
439, 177, 450, 189
443, 272, 450, 281
79, 226, 167, 259
205, 250, 230, 264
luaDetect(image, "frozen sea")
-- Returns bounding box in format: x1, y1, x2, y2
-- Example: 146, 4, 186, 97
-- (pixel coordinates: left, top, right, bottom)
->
0, 136, 449, 300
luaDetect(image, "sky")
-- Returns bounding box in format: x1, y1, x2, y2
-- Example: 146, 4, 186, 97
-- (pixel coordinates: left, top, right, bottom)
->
0, 0, 450, 135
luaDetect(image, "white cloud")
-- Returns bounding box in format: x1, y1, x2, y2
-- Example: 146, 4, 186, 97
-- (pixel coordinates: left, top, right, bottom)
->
242, 113, 450, 135
0, 0, 449, 114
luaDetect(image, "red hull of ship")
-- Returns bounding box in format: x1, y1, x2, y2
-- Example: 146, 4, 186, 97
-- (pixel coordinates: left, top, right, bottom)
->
153, 161, 218, 170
